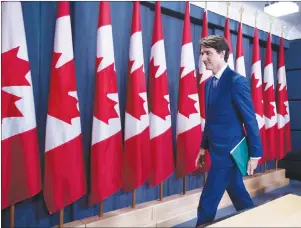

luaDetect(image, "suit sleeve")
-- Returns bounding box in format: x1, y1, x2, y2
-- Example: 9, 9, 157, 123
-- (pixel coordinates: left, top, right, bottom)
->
232, 76, 263, 158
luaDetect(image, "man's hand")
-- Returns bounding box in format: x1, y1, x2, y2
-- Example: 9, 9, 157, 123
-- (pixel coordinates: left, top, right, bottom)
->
195, 148, 206, 169
247, 158, 259, 175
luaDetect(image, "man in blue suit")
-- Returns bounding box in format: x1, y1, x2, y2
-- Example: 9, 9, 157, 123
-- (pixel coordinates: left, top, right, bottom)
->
195, 35, 263, 227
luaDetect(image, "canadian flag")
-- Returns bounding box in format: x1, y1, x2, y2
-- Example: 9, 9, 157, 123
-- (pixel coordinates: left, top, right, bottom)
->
1, 1, 41, 209
148, 2, 174, 187
176, 2, 202, 178
276, 37, 292, 159
123, 2, 151, 191
44, 1, 86, 214
250, 27, 266, 164
263, 33, 278, 161
89, 1, 123, 205
235, 22, 246, 77
224, 17, 234, 70
198, 9, 211, 172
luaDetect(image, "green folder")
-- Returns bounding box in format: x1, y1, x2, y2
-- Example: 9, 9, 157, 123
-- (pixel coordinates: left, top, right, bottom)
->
230, 137, 249, 176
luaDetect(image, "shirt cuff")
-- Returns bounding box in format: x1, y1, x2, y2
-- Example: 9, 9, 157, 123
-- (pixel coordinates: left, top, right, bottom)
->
250, 157, 261, 159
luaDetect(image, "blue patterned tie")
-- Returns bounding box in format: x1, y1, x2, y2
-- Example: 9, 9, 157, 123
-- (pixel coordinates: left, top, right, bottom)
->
212, 76, 218, 88
210, 76, 218, 104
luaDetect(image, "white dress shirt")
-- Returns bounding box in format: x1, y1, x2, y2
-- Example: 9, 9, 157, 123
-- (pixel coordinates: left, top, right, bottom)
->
213, 63, 228, 80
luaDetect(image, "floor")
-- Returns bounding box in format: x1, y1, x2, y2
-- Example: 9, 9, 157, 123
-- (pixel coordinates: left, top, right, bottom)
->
174, 179, 301, 227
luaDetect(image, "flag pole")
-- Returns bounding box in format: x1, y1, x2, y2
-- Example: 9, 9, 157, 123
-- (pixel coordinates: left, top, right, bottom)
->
203, 1, 209, 188
226, 1, 230, 17
254, 12, 265, 175
269, 16, 274, 173
239, 6, 244, 23
99, 202, 104, 217
132, 190, 136, 208
59, 209, 64, 228
159, 183, 163, 201
254, 11, 258, 29
183, 177, 187, 195
281, 24, 285, 39
10, 205, 15, 228
269, 16, 274, 34
275, 25, 285, 172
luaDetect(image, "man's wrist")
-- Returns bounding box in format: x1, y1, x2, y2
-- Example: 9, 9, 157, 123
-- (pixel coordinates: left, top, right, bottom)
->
198, 154, 205, 166
199, 148, 205, 156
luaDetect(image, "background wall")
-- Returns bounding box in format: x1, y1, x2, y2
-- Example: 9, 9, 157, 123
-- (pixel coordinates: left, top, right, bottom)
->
285, 39, 301, 150
1, 1, 296, 227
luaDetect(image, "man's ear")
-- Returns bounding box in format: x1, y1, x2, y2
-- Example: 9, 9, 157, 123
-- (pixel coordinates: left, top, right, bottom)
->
220, 50, 226, 59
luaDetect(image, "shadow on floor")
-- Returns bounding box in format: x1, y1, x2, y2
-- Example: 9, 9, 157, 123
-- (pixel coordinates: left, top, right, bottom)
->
174, 179, 301, 227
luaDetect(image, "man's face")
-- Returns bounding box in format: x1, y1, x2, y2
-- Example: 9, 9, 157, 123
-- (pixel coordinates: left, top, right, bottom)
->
200, 47, 225, 73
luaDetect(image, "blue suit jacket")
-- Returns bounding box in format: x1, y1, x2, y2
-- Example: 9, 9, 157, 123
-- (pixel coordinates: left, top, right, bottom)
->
201, 66, 263, 169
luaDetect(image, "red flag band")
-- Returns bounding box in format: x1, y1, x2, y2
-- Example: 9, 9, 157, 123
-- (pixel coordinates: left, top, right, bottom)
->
236, 22, 246, 77
123, 2, 151, 191
44, 1, 86, 214
277, 37, 292, 159
263, 33, 278, 161
1, 1, 42, 209
89, 1, 123, 205
198, 10, 211, 172
176, 2, 202, 178
224, 17, 234, 70
250, 27, 266, 164
148, 2, 174, 187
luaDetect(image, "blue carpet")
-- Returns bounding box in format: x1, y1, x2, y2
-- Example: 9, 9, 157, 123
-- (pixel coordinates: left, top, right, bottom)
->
174, 179, 301, 227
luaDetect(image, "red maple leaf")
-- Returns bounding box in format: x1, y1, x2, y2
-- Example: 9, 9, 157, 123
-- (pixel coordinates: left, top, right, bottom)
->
251, 73, 264, 117
148, 58, 170, 120
1, 47, 31, 120
48, 52, 79, 124
198, 74, 209, 119
263, 82, 276, 119
126, 61, 147, 120
94, 57, 119, 124
277, 83, 288, 116
2, 90, 23, 120
178, 67, 199, 118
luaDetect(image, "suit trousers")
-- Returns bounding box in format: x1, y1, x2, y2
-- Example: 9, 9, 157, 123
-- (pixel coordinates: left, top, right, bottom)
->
196, 165, 254, 226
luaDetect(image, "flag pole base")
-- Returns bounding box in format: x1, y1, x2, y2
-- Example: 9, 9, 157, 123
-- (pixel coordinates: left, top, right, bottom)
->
132, 190, 136, 208
183, 177, 187, 195
59, 209, 64, 228
159, 183, 163, 201
99, 202, 104, 217
10, 204, 15, 228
